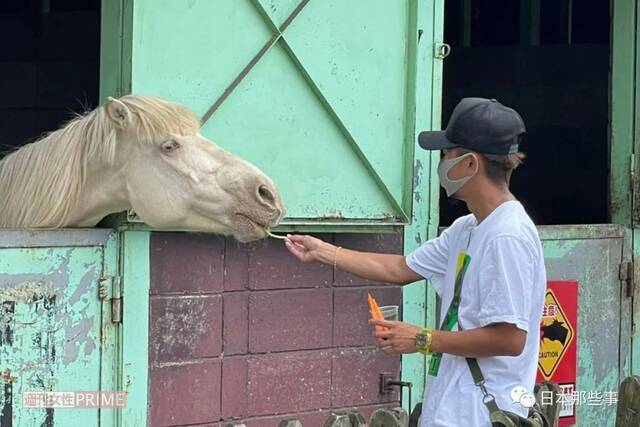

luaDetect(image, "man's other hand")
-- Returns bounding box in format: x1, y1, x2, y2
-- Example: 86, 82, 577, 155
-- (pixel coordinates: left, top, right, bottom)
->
370, 319, 422, 354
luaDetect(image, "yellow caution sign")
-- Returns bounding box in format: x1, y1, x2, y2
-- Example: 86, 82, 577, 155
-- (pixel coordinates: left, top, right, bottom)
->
538, 289, 575, 381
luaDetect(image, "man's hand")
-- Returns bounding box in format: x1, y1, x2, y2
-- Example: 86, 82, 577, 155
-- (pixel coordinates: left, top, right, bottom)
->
285, 234, 329, 263
370, 319, 422, 354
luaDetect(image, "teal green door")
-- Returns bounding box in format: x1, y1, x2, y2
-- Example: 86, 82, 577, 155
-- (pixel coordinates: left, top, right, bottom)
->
0, 230, 119, 427
619, 0, 640, 382
610, 0, 640, 380
540, 226, 632, 426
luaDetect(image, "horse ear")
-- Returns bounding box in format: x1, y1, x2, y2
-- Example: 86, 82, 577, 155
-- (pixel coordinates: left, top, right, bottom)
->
105, 97, 132, 129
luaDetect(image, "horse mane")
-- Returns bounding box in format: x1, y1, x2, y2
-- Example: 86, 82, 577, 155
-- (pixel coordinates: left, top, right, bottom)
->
0, 95, 200, 228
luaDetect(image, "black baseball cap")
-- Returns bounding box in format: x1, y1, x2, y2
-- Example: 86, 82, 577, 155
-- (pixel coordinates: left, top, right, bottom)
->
418, 97, 526, 155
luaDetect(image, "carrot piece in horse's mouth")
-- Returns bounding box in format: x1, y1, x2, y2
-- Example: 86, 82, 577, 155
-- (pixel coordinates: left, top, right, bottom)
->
265, 229, 287, 240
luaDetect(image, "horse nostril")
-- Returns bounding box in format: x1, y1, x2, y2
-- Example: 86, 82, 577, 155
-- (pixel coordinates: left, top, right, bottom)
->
257, 184, 276, 207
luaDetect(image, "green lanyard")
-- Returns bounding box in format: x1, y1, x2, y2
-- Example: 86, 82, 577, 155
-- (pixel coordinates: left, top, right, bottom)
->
427, 252, 471, 377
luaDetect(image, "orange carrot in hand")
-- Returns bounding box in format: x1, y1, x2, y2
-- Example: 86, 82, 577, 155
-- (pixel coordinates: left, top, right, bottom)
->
368, 293, 385, 331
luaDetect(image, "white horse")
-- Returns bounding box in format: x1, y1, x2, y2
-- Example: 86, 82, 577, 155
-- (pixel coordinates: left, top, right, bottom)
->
0, 95, 284, 242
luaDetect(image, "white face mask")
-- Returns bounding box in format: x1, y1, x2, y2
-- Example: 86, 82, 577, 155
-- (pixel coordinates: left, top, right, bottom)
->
437, 153, 478, 197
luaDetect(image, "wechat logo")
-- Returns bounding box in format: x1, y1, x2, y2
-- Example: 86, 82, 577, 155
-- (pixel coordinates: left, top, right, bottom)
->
511, 385, 536, 408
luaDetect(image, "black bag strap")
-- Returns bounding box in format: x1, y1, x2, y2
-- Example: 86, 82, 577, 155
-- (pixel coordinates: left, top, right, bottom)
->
458, 323, 502, 417
468, 357, 502, 414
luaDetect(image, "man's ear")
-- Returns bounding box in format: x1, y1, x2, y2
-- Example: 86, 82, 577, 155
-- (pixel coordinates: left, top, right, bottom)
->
469, 152, 482, 174
105, 97, 132, 129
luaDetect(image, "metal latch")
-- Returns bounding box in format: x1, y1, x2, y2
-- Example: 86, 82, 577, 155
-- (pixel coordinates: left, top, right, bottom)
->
619, 261, 634, 298
434, 43, 451, 59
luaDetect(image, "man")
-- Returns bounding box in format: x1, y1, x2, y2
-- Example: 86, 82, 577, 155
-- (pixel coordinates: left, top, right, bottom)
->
285, 97, 546, 426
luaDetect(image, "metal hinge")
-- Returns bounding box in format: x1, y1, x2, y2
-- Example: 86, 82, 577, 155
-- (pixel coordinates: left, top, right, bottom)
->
99, 275, 123, 323
111, 275, 123, 323
619, 261, 634, 298
434, 42, 451, 59
631, 154, 636, 193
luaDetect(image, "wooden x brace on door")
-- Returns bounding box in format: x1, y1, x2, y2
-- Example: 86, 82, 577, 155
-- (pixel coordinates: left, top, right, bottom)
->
201, 0, 407, 220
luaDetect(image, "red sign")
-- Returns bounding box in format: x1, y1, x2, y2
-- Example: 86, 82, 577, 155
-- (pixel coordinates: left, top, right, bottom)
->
536, 280, 578, 426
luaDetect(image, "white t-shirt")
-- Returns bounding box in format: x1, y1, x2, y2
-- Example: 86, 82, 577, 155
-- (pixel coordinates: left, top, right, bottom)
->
406, 201, 546, 427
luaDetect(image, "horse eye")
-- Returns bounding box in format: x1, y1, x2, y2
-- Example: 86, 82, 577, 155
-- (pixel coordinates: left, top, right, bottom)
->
161, 140, 180, 153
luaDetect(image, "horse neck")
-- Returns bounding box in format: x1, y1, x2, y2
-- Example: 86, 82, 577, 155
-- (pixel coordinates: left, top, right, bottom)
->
0, 120, 130, 228
63, 160, 131, 227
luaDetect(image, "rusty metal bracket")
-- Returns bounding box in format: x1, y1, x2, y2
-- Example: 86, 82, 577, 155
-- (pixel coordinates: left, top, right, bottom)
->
380, 372, 413, 416
619, 261, 634, 298
98, 276, 111, 300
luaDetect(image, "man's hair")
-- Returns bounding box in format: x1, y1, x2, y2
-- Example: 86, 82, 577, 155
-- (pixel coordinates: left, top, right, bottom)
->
457, 148, 525, 185
480, 152, 525, 184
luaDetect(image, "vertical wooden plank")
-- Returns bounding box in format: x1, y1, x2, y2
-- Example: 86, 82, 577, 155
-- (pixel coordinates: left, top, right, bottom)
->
612, 0, 640, 379
429, 0, 445, 337
633, 229, 640, 376
611, 0, 636, 226
99, 0, 132, 102
99, 0, 122, 101
620, 229, 632, 381
635, 0, 640, 226
611, 0, 638, 386
100, 232, 120, 427
121, 231, 150, 426
401, 0, 443, 414
421, 0, 444, 411
634, 0, 640, 379
402, 0, 419, 222
401, 0, 430, 413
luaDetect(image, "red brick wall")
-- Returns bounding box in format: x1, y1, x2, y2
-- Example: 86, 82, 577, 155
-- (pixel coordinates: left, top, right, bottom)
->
148, 232, 404, 426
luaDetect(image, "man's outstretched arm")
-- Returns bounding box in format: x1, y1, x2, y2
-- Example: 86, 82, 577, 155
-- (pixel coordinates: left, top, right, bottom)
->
285, 234, 423, 285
